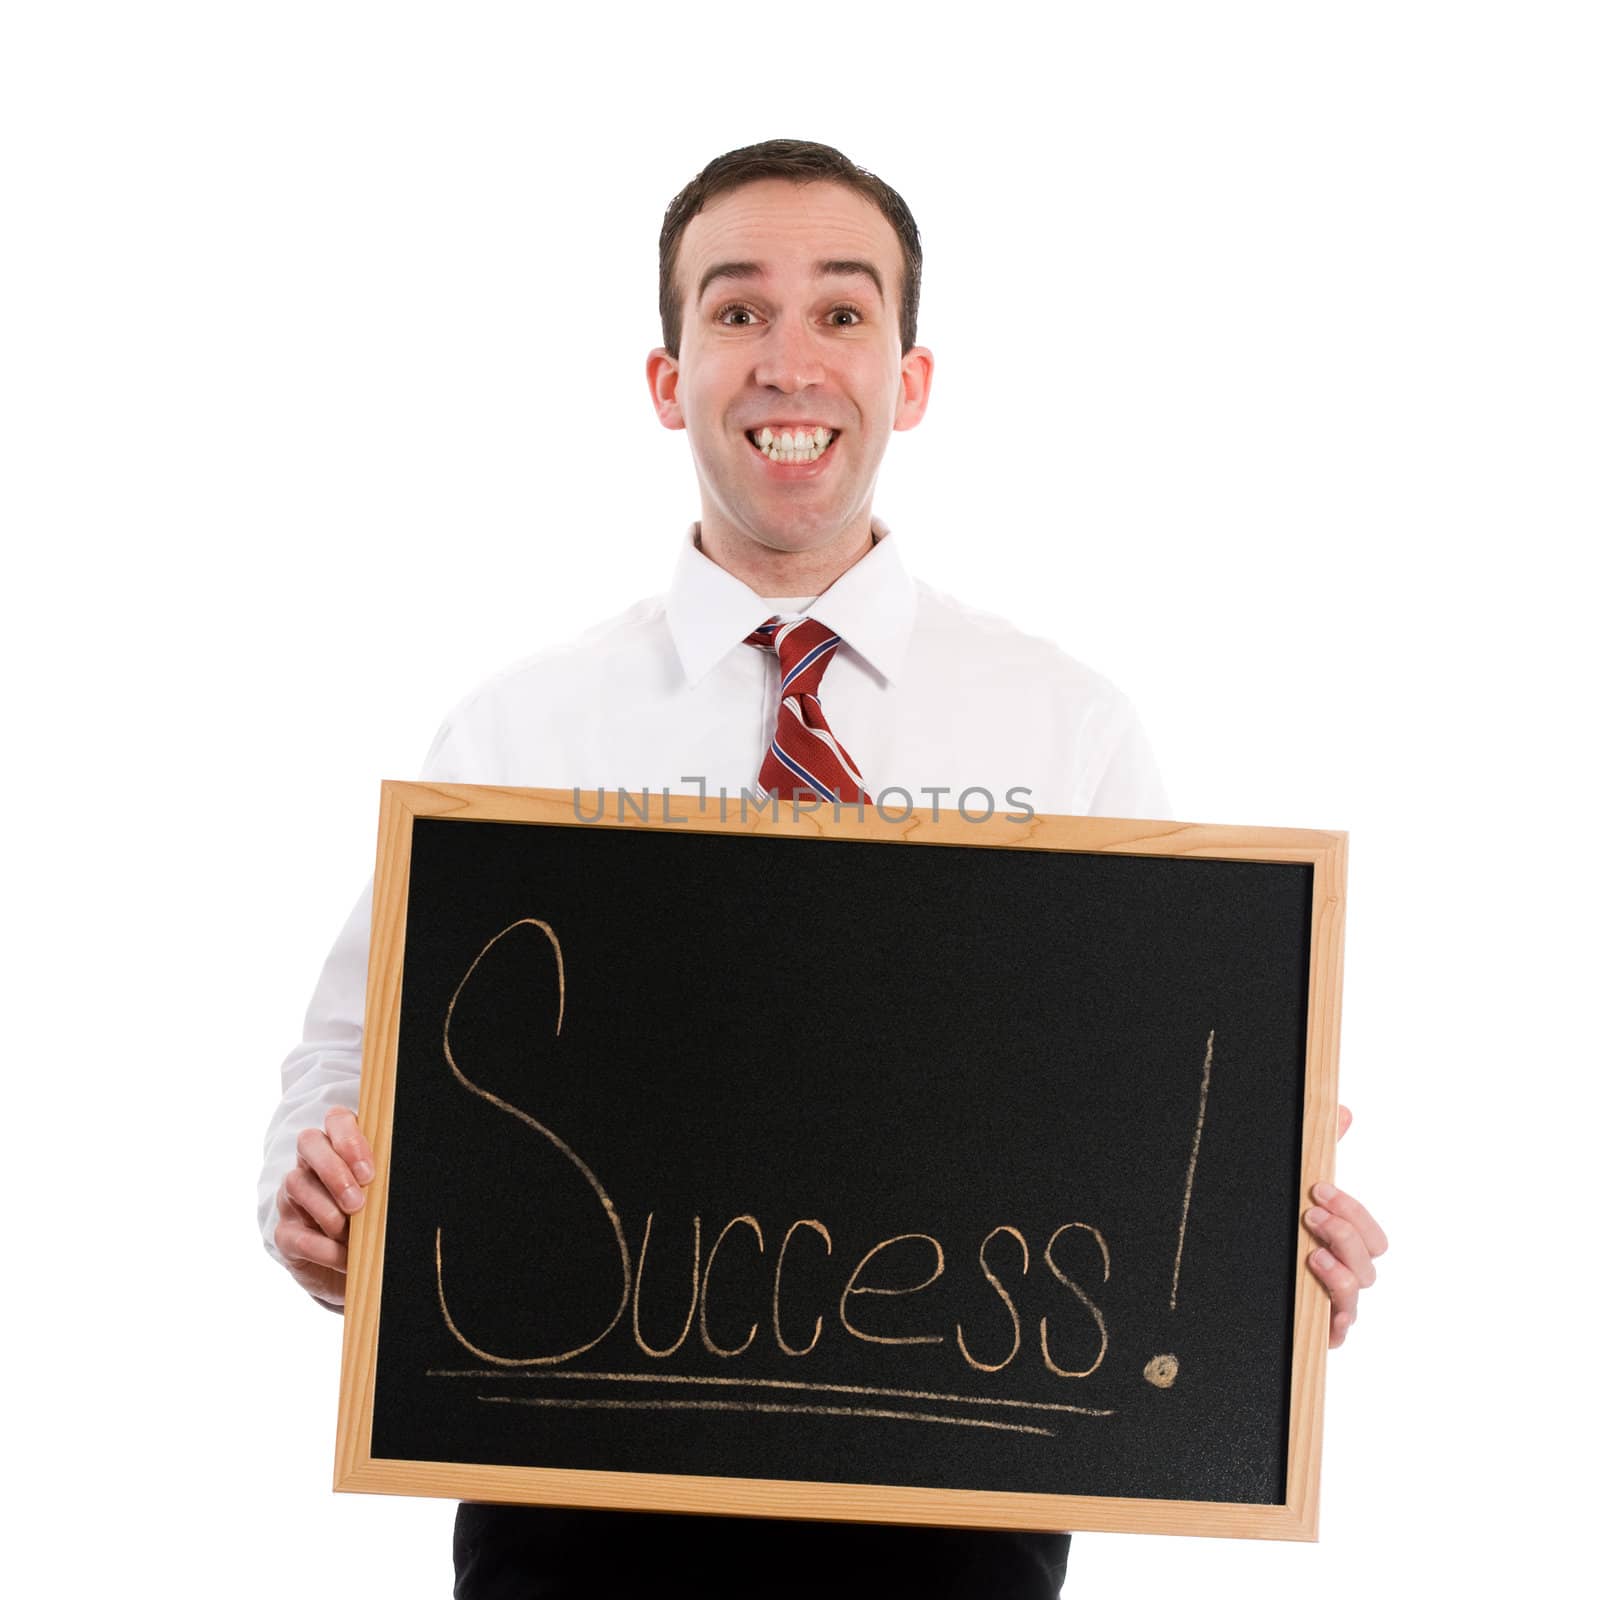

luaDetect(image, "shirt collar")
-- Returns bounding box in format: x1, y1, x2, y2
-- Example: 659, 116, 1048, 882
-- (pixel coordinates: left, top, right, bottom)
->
665, 517, 917, 688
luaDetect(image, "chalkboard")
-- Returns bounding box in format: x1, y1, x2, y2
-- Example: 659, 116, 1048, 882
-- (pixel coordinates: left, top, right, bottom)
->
335, 784, 1345, 1541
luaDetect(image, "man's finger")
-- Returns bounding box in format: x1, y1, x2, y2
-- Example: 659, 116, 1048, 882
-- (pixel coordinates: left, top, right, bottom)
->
286, 1257, 348, 1307
296, 1126, 366, 1214
1311, 1182, 1388, 1259
1308, 1247, 1359, 1338
280, 1192, 337, 1249
325, 1106, 376, 1185
275, 1213, 349, 1272
1336, 1104, 1352, 1140
284, 1166, 348, 1241
1304, 1204, 1376, 1289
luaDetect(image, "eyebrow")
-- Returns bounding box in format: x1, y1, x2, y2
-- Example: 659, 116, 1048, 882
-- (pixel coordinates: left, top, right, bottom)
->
696, 258, 886, 306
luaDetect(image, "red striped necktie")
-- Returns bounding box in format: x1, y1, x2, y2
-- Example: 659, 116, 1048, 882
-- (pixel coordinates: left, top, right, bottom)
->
743, 615, 871, 804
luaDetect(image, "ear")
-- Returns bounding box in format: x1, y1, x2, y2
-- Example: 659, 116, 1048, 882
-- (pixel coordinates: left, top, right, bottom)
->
892, 345, 935, 432
646, 348, 686, 430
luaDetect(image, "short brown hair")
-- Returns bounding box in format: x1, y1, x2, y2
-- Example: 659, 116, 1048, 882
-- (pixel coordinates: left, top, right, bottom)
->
658, 138, 923, 359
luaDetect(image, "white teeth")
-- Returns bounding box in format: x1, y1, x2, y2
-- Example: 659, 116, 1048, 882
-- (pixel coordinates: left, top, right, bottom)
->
752, 426, 835, 462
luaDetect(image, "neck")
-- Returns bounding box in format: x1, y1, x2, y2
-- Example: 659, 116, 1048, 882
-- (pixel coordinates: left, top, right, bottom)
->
696, 514, 876, 598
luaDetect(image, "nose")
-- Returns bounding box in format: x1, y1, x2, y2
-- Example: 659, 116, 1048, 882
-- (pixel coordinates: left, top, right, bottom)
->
752, 314, 827, 394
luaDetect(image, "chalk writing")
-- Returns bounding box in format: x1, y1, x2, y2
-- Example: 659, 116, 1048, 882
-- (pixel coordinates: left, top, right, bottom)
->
1170, 1028, 1216, 1312
427, 919, 1226, 1433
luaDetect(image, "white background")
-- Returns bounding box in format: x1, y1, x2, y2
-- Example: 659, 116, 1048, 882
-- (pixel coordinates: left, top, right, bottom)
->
4, 2, 1595, 1594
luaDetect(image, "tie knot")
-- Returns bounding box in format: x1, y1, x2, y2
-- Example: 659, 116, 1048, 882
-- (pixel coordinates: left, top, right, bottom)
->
743, 615, 843, 696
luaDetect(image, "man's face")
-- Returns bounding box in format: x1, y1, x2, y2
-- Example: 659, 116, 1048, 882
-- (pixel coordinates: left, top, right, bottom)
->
648, 178, 933, 557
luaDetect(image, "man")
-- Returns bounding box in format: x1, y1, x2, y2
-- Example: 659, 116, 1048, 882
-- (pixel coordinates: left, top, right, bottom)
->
260, 139, 1387, 1598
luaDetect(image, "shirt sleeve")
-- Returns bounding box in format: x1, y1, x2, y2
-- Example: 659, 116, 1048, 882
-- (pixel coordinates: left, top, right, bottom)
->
1084, 695, 1173, 822
255, 708, 479, 1272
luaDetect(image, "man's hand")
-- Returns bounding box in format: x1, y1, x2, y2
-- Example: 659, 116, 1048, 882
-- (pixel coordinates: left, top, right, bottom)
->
1305, 1104, 1388, 1348
273, 1106, 375, 1310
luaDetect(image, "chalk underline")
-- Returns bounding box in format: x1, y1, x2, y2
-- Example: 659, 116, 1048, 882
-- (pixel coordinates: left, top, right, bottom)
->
427, 1366, 1114, 1419
477, 1393, 1057, 1436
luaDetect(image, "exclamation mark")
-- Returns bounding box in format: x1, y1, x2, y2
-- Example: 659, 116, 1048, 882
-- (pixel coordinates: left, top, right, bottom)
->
1144, 1027, 1215, 1391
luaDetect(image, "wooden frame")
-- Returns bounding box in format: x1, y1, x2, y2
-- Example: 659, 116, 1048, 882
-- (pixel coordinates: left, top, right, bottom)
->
335, 783, 1345, 1541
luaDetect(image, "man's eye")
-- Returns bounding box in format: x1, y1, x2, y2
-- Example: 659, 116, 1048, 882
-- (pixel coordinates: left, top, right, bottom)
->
718, 304, 759, 325
829, 306, 865, 326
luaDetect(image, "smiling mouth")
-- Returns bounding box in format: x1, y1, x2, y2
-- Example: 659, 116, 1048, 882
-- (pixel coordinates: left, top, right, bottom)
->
745, 426, 838, 464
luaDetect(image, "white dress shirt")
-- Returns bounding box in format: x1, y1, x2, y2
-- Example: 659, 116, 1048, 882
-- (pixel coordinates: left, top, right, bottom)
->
257, 520, 1170, 1268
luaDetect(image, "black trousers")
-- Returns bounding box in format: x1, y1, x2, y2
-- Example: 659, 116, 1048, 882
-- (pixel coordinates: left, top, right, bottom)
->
453, 1504, 1071, 1598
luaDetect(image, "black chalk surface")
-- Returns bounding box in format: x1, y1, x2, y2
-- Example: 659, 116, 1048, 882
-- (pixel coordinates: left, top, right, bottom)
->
369, 815, 1313, 1508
